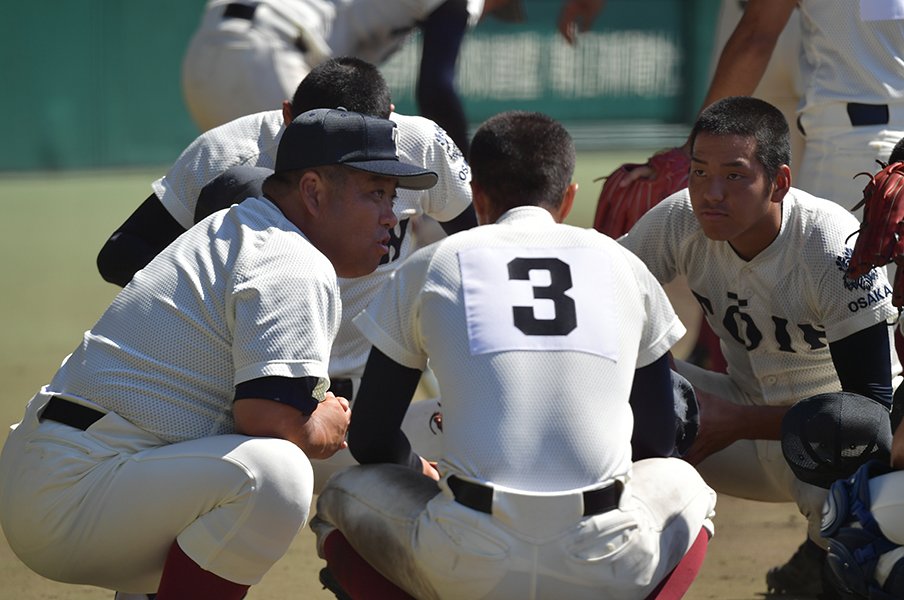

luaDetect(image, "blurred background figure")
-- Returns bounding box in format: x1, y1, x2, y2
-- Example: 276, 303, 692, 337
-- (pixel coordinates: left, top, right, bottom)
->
181, 0, 602, 157
182, 0, 484, 155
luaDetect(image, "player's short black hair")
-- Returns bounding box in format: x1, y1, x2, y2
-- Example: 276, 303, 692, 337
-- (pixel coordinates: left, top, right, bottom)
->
469, 111, 575, 212
689, 96, 791, 182
290, 57, 392, 119
891, 136, 904, 165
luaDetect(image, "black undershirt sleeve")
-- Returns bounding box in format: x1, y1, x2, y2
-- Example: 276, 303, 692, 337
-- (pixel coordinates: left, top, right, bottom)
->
233, 375, 320, 415
348, 347, 424, 471
628, 353, 677, 460
439, 204, 478, 236
829, 321, 894, 408
96, 193, 186, 287
417, 0, 471, 156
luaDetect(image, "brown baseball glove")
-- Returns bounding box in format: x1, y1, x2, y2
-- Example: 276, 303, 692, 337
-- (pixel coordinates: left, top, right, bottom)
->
846, 160, 904, 306
592, 147, 690, 238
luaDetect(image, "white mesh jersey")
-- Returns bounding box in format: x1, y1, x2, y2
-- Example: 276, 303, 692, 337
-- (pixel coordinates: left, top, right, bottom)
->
797, 0, 904, 110
353, 207, 685, 492
150, 108, 471, 381
620, 187, 901, 406
49, 197, 340, 443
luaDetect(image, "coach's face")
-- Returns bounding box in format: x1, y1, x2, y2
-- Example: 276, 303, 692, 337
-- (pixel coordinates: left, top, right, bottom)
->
317, 167, 399, 278
689, 132, 789, 261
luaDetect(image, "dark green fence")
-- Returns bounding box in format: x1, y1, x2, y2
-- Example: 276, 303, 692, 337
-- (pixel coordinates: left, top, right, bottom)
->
0, 0, 718, 171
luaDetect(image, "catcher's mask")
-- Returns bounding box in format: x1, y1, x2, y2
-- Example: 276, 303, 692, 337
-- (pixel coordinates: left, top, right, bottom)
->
781, 392, 892, 489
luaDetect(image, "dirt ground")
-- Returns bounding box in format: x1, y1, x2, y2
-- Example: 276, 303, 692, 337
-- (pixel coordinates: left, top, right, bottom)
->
2, 492, 810, 599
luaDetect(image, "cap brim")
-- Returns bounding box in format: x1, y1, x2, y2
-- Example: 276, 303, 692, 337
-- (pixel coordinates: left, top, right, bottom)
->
345, 161, 439, 191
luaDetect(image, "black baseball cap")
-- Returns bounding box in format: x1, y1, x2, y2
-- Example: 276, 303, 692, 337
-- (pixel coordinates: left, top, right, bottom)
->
274, 108, 438, 190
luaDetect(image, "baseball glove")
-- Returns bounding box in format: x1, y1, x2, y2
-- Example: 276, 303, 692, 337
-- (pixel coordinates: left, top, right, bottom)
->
592, 147, 690, 238
846, 160, 904, 306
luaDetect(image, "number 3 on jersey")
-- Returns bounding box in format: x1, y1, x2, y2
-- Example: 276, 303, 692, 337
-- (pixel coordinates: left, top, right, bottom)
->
458, 247, 618, 360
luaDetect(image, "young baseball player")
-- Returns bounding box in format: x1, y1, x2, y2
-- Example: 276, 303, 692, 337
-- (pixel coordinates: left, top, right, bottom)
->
310, 111, 717, 600
620, 96, 902, 598
0, 109, 437, 600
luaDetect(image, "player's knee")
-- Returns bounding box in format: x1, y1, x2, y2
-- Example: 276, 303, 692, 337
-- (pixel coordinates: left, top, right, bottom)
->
238, 437, 315, 524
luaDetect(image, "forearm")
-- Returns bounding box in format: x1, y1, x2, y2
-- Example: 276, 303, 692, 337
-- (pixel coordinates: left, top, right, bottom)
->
698, 0, 795, 112
730, 403, 789, 441
347, 347, 424, 470
629, 354, 676, 459
234, 398, 316, 449
830, 322, 894, 408
232, 394, 349, 459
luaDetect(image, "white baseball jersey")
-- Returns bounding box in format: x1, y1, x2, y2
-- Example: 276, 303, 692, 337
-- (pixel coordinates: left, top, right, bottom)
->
620, 188, 900, 407
150, 108, 472, 382
353, 207, 685, 492
49, 197, 340, 443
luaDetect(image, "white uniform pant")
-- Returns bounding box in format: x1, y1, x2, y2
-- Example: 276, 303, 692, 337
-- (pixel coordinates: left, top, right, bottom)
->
796, 102, 904, 212
182, 4, 321, 131
312, 459, 716, 600
0, 389, 314, 594
675, 361, 829, 546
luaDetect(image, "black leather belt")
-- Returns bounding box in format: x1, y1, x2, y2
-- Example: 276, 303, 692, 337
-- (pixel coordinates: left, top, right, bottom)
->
328, 378, 354, 401
447, 475, 623, 517
223, 3, 257, 20
40, 397, 105, 430
798, 102, 890, 136
847, 103, 889, 127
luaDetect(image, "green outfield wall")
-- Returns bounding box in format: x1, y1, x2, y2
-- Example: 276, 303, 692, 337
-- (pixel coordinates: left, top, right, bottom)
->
0, 0, 719, 171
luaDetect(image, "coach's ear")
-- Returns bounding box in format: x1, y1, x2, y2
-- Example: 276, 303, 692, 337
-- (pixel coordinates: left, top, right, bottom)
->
298, 170, 326, 215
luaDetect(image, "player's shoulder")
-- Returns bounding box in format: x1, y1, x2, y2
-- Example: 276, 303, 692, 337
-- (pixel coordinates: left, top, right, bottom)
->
183, 110, 284, 153
786, 188, 860, 242
625, 188, 698, 241
227, 197, 336, 275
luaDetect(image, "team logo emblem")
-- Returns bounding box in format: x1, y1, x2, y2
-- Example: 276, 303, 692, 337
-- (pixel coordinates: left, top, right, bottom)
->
837, 247, 878, 291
